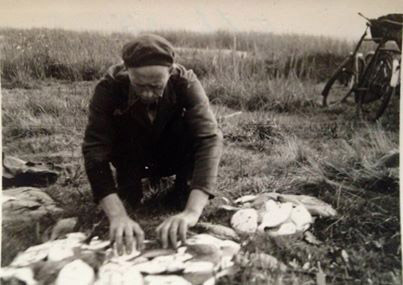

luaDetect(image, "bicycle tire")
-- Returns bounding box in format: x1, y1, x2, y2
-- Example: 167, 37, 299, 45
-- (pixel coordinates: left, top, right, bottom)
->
357, 51, 396, 121
322, 57, 356, 107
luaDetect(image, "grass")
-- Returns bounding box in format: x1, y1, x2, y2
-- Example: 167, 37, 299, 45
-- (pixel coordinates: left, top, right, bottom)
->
1, 28, 401, 284
0, 27, 357, 86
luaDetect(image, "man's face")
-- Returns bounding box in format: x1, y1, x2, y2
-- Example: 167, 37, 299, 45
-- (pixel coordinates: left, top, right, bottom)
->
127, 65, 171, 105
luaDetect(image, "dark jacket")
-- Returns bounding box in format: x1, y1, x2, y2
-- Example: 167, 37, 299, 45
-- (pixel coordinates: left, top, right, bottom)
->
82, 63, 223, 203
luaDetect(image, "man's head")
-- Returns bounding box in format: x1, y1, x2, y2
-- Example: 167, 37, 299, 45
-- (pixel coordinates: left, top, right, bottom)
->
127, 66, 171, 104
122, 34, 175, 104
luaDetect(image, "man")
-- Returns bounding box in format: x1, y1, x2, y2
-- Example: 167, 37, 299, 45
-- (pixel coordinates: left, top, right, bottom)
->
82, 34, 223, 255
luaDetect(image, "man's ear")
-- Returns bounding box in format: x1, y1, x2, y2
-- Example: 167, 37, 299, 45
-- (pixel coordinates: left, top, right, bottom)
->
168, 64, 176, 74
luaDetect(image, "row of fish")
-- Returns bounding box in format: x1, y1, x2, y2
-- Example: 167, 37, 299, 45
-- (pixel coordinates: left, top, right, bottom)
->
1, 232, 240, 285
2, 192, 336, 284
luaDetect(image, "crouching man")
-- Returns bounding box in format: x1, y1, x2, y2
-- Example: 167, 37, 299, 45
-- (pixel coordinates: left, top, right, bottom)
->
82, 34, 223, 254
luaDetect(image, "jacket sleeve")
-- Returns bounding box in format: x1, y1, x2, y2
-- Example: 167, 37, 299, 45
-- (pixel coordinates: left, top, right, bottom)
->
82, 81, 118, 203
179, 70, 223, 198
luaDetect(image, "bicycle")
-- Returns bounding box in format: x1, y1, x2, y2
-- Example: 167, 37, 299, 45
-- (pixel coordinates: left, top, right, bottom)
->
321, 13, 402, 121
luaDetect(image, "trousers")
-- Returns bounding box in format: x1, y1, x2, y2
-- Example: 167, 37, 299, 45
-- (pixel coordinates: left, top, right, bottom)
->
111, 122, 195, 206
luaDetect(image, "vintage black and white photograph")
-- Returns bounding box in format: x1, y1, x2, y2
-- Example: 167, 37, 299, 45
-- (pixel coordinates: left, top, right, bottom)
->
1, 0, 402, 284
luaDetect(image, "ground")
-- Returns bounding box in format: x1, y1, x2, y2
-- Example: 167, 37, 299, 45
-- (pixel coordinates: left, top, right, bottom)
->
1, 80, 401, 284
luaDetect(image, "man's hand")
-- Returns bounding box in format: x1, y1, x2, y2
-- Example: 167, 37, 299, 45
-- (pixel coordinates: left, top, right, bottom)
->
156, 189, 209, 248
156, 209, 199, 248
109, 215, 144, 255
100, 193, 144, 255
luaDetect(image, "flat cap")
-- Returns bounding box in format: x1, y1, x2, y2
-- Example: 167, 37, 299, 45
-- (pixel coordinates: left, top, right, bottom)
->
122, 34, 175, 68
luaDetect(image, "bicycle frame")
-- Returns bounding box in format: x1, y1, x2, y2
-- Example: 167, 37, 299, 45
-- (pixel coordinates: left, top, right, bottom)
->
352, 13, 401, 94
354, 38, 399, 94
320, 26, 368, 105
332, 23, 399, 102
322, 12, 401, 120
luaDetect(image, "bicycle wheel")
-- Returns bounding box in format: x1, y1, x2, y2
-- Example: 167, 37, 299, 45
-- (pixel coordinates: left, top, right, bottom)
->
322, 57, 356, 107
358, 51, 395, 121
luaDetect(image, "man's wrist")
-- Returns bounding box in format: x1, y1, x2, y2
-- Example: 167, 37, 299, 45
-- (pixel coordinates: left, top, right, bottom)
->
100, 193, 128, 220
184, 189, 209, 217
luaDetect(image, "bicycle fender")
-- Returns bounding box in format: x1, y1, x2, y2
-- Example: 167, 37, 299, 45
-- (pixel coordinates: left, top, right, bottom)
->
390, 58, 400, 87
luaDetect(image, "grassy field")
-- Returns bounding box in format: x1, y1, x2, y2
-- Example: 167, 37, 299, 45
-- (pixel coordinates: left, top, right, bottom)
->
1, 28, 400, 284
0, 28, 357, 85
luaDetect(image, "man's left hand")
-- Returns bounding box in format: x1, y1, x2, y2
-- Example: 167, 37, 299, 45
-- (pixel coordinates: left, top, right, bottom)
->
156, 189, 209, 248
156, 209, 200, 249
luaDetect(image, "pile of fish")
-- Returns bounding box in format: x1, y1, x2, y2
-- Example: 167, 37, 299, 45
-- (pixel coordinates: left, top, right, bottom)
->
1, 192, 336, 284
223, 192, 337, 238
1, 232, 240, 285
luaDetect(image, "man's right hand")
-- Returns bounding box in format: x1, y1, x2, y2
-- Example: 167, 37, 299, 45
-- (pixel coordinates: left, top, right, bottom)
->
109, 215, 144, 255
100, 194, 144, 255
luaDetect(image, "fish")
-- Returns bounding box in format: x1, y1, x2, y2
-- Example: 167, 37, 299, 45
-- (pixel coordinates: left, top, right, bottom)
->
95, 262, 143, 285
234, 195, 257, 204
198, 222, 240, 241
132, 260, 168, 274
183, 261, 215, 274
10, 246, 49, 267
65, 232, 87, 242
219, 240, 241, 258
55, 259, 95, 285
47, 245, 76, 262
133, 250, 193, 274
50, 217, 78, 240
144, 275, 191, 285
152, 254, 190, 273
186, 243, 221, 256
186, 234, 223, 246
273, 194, 337, 217
82, 238, 110, 251
140, 248, 176, 259
0, 267, 37, 285
186, 234, 240, 257
10, 236, 83, 267
290, 204, 312, 231
258, 201, 293, 231
269, 222, 297, 236
230, 208, 258, 235
217, 204, 241, 211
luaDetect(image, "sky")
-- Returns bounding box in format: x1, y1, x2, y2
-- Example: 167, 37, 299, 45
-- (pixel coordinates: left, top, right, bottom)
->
0, 0, 402, 40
